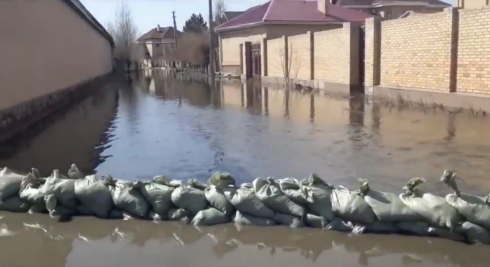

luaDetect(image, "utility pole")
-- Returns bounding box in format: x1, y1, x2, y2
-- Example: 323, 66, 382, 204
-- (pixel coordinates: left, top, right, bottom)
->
208, 0, 216, 84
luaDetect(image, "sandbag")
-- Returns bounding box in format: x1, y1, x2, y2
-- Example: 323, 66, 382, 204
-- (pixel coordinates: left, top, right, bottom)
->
304, 214, 326, 228
399, 177, 463, 229
107, 208, 124, 219
205, 185, 235, 216
224, 187, 275, 219
396, 221, 432, 236
74, 175, 113, 218
358, 179, 421, 222
331, 186, 376, 224
232, 210, 276, 226
192, 207, 230, 226
427, 226, 466, 242
273, 212, 304, 228
76, 204, 93, 216
302, 175, 335, 221
325, 218, 358, 233
0, 196, 30, 212
39, 170, 77, 209
278, 178, 310, 205
253, 177, 306, 217
44, 194, 76, 218
67, 164, 84, 179
167, 208, 191, 222
171, 185, 208, 215
139, 181, 174, 217
364, 221, 400, 234
110, 182, 150, 218
0, 167, 24, 201
458, 221, 490, 244
208, 172, 236, 188
187, 179, 208, 190
441, 170, 490, 230
19, 172, 46, 213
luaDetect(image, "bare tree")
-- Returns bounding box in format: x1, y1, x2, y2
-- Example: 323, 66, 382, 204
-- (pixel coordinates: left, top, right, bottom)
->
176, 32, 209, 66
278, 41, 300, 87
214, 0, 227, 23
106, 0, 139, 67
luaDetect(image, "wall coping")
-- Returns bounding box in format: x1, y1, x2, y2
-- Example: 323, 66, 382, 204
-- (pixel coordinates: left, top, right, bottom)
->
63, 0, 115, 48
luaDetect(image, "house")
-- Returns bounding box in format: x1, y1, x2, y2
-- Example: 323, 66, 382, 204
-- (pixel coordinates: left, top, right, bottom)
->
215, 0, 372, 75
337, 0, 450, 20
137, 25, 180, 68
455, 0, 489, 9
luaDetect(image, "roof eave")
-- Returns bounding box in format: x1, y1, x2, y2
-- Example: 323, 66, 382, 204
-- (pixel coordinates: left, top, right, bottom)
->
216, 20, 354, 33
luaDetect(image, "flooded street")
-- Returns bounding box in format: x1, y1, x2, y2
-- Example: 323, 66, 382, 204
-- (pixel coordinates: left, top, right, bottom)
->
1, 70, 490, 267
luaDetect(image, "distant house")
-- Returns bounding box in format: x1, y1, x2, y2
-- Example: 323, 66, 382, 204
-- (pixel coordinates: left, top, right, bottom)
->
336, 0, 450, 20
215, 0, 372, 75
137, 25, 180, 68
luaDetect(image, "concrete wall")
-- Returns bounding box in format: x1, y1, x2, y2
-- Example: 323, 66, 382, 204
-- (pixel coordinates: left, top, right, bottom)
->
266, 37, 286, 78
288, 33, 312, 80
0, 0, 113, 111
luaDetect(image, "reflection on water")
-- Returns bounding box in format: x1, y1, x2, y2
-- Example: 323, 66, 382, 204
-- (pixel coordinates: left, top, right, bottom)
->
2, 70, 490, 266
1, 212, 490, 267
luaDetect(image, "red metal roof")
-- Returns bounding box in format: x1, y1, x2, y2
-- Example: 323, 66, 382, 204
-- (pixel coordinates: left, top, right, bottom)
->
215, 0, 372, 31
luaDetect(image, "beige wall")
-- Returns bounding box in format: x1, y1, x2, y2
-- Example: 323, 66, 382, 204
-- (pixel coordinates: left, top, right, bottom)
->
379, 11, 454, 91
457, 7, 490, 94
266, 37, 286, 78
0, 0, 113, 111
288, 33, 312, 80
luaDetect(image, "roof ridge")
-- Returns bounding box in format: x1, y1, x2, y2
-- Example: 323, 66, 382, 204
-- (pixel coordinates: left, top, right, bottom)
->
216, 2, 269, 29
262, 0, 274, 21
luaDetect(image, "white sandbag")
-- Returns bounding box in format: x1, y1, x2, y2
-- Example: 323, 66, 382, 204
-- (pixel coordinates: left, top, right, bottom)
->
207, 172, 236, 188
110, 182, 150, 218
224, 187, 275, 219
0, 196, 30, 212
139, 182, 174, 217
358, 179, 421, 222
273, 213, 304, 228
171, 185, 208, 215
39, 170, 77, 209
187, 179, 208, 190
232, 210, 276, 226
441, 170, 490, 230
0, 167, 24, 201
205, 185, 235, 216
192, 207, 230, 226
304, 214, 327, 228
458, 221, 490, 244
399, 177, 463, 229
302, 175, 335, 221
67, 164, 84, 179
167, 208, 191, 222
44, 194, 76, 218
74, 175, 113, 218
19, 172, 46, 213
253, 177, 306, 217
331, 186, 376, 224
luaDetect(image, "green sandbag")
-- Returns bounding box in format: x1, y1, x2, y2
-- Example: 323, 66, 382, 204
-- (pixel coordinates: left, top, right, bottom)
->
207, 172, 236, 188
232, 210, 276, 226
331, 186, 376, 225
427, 226, 466, 242
399, 177, 463, 229
396, 221, 432, 236
273, 213, 304, 228
358, 179, 421, 222
139, 182, 174, 217
304, 214, 327, 228
0, 167, 25, 201
44, 194, 76, 218
253, 177, 306, 217
19, 173, 46, 213
301, 174, 335, 221
458, 221, 490, 244
325, 218, 358, 232
170, 185, 208, 215
441, 170, 490, 230
0, 196, 30, 212
224, 187, 275, 220
167, 208, 191, 223
192, 207, 230, 226
187, 179, 208, 190
67, 164, 84, 179
110, 182, 150, 218
149, 210, 164, 221
39, 170, 77, 209
205, 185, 235, 216
74, 175, 113, 218
278, 178, 310, 205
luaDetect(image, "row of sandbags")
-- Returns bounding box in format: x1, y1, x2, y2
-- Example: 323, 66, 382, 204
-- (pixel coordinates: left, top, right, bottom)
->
1, 165, 490, 244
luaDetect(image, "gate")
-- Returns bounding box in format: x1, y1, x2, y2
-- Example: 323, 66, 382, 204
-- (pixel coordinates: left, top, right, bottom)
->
358, 25, 365, 92
251, 43, 261, 76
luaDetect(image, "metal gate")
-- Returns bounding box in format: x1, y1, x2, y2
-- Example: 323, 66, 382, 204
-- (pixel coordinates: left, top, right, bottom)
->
251, 43, 261, 76
359, 25, 365, 91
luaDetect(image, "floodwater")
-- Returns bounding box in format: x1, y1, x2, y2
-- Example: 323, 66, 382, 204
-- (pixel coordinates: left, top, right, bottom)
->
1, 70, 490, 267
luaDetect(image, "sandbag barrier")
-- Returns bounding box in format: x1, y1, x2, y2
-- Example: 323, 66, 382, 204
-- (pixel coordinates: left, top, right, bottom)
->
1, 165, 489, 245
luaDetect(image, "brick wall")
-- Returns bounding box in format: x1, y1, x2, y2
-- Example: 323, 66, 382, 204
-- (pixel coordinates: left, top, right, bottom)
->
288, 33, 311, 80
266, 37, 286, 78
457, 7, 490, 94
314, 24, 353, 84
379, 11, 454, 91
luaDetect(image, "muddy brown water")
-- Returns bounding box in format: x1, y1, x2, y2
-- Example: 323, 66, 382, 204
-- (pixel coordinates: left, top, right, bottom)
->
1, 70, 490, 266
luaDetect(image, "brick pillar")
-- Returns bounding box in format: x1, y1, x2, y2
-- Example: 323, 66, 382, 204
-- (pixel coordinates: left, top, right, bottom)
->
309, 31, 314, 80
239, 43, 244, 75
448, 7, 459, 93
261, 38, 268, 76
283, 36, 289, 78
345, 22, 360, 86
244, 42, 252, 78
364, 17, 381, 87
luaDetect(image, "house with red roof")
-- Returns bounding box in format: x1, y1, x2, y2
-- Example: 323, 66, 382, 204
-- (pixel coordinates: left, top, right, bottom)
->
137, 25, 181, 68
215, 0, 373, 76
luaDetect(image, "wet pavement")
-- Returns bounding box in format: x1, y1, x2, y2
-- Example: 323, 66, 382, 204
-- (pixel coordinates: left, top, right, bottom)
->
1, 70, 490, 266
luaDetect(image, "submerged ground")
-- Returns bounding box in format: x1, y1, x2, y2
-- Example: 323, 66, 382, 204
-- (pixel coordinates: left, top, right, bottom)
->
1, 70, 490, 267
